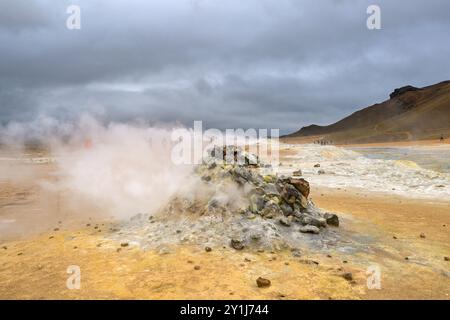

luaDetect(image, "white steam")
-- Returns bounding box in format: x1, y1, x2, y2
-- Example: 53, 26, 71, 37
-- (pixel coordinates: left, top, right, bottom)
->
1, 115, 194, 220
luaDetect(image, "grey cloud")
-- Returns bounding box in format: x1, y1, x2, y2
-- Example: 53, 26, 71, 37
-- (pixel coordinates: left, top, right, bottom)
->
0, 0, 52, 31
0, 0, 449, 134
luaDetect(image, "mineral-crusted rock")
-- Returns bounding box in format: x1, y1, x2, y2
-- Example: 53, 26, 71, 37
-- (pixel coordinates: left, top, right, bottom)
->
289, 177, 310, 198
230, 238, 245, 250
324, 213, 339, 227
299, 225, 320, 234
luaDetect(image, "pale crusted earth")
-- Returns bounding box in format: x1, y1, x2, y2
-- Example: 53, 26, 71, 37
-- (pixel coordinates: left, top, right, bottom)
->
0, 144, 449, 299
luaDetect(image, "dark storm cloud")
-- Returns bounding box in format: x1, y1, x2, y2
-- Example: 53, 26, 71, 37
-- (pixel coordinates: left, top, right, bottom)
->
0, 0, 449, 133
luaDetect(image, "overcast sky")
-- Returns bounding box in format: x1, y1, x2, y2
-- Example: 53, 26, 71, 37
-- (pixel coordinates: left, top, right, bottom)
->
0, 0, 449, 134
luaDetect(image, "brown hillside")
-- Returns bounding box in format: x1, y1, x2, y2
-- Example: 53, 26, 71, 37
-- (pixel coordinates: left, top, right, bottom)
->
284, 81, 450, 144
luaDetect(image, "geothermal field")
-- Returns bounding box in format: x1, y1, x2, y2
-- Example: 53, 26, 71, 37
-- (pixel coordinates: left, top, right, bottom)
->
1, 1, 450, 305
0, 122, 449, 299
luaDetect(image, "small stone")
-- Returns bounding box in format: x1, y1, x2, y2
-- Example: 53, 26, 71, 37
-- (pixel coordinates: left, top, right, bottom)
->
419, 233, 426, 239
318, 169, 325, 175
444, 257, 449, 261
405, 257, 409, 260
299, 259, 319, 265
120, 242, 129, 247
73, 246, 78, 249
284, 262, 289, 265
53, 228, 59, 231
17, 252, 23, 256
256, 277, 271, 288
194, 265, 201, 270
342, 272, 353, 281
393, 236, 398, 239
324, 213, 339, 227
292, 169, 302, 176
230, 238, 245, 250
49, 236, 54, 239
2, 246, 7, 250
86, 224, 91, 227
314, 164, 321, 168
158, 247, 170, 255
205, 246, 212, 252
116, 248, 122, 252
326, 254, 332, 258
279, 216, 291, 227
245, 212, 257, 220
343, 260, 348, 264
299, 225, 320, 234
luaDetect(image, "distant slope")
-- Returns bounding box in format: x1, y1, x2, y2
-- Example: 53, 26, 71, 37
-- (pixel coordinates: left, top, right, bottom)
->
283, 81, 450, 144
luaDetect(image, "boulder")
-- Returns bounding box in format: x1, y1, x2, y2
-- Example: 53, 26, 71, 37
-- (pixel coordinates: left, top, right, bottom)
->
280, 184, 301, 205
298, 215, 326, 228
249, 194, 265, 213
299, 225, 320, 234
260, 202, 282, 218
324, 213, 339, 227
298, 194, 309, 210
279, 216, 292, 227
280, 203, 294, 216
289, 178, 310, 198
263, 183, 280, 197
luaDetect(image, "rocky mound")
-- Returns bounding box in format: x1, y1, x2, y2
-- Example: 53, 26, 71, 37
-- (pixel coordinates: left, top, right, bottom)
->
389, 85, 419, 99
112, 146, 340, 252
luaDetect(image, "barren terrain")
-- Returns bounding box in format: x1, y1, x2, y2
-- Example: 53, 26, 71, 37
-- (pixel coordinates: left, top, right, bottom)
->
1, 143, 449, 300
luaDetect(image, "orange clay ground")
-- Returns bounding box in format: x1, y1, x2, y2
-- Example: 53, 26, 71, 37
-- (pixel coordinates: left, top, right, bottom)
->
0, 182, 449, 299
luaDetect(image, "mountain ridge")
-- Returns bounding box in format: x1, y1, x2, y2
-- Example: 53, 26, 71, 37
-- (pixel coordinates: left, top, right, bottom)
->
283, 80, 450, 144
